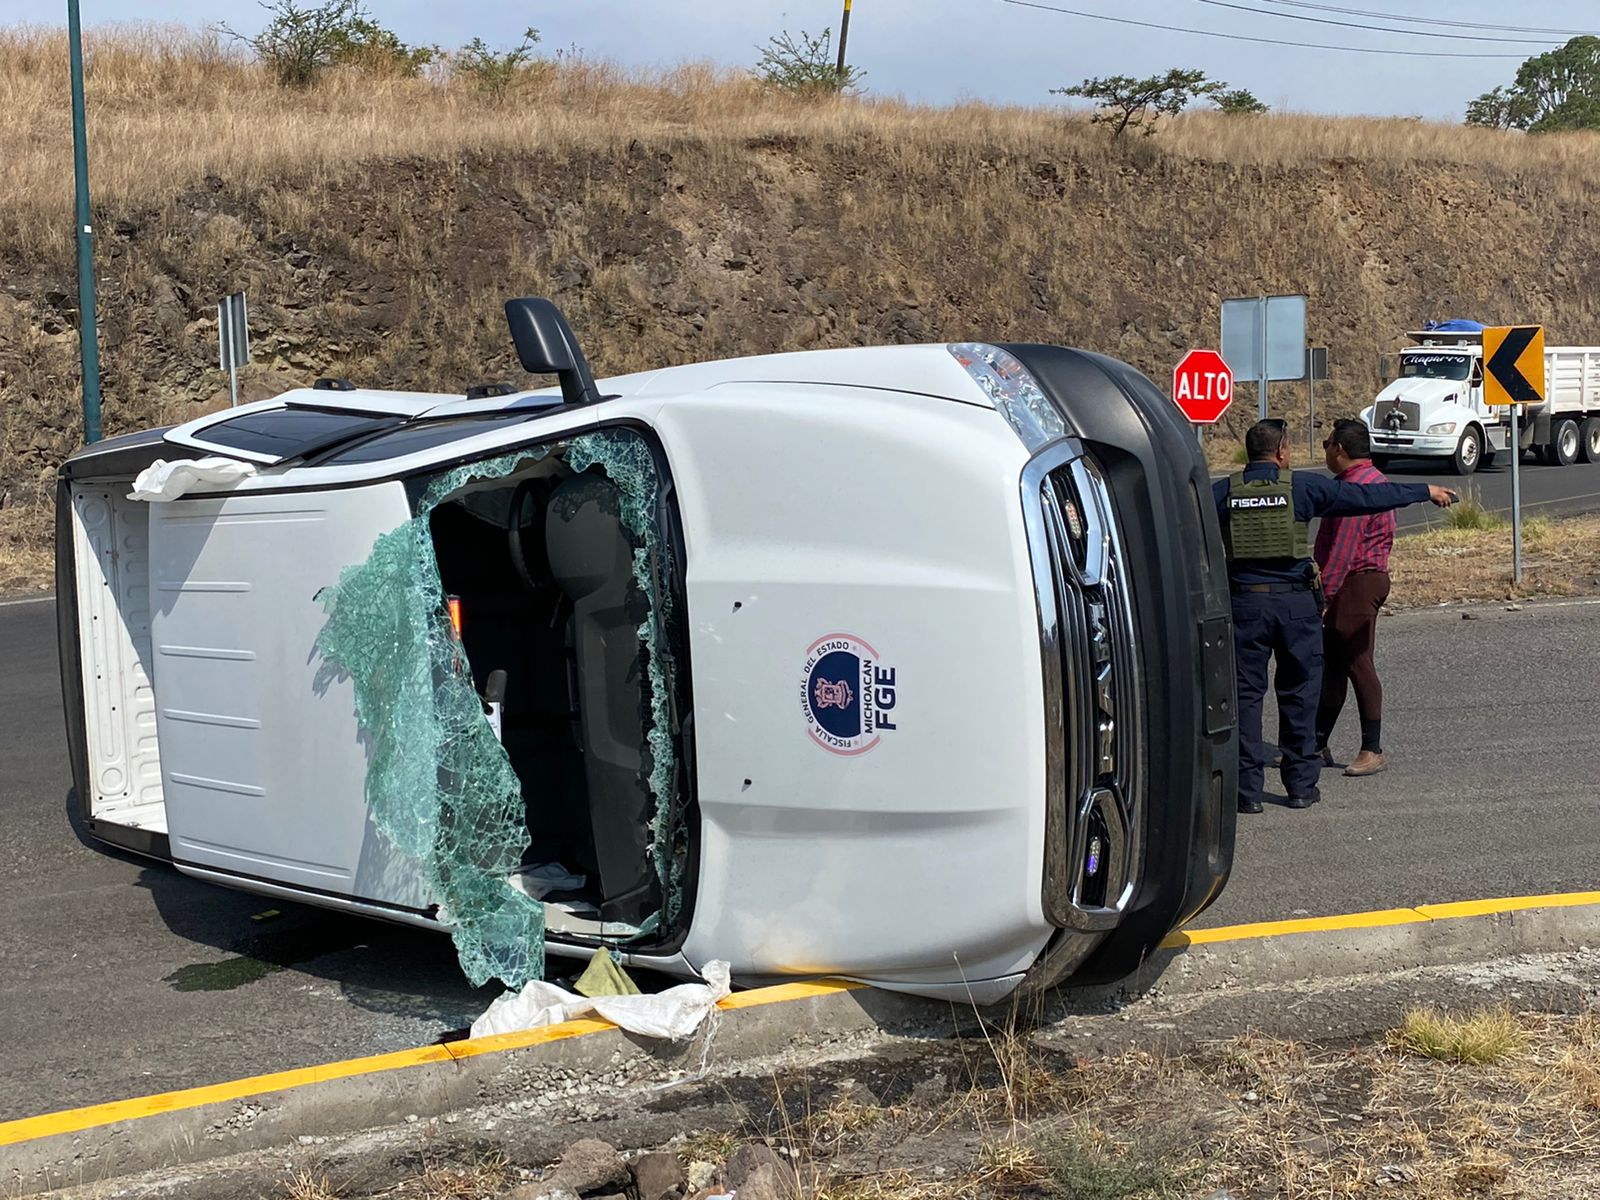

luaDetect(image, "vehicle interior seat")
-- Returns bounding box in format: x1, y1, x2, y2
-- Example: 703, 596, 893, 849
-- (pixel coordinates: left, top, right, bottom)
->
544, 468, 657, 925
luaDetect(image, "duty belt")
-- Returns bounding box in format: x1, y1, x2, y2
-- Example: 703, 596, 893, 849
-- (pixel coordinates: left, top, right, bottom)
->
1231, 582, 1312, 594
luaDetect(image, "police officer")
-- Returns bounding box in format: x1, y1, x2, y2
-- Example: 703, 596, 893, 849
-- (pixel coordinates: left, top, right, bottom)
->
1215, 419, 1456, 814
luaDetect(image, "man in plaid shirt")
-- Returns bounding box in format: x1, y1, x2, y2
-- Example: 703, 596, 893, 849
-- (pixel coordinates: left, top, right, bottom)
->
1314, 419, 1402, 776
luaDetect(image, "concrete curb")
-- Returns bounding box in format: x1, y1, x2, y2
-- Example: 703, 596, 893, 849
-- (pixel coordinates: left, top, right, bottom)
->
1143, 894, 1600, 998
8, 894, 1600, 1196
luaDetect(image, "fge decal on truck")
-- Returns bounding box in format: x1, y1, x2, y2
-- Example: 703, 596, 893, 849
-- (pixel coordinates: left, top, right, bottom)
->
802, 633, 898, 755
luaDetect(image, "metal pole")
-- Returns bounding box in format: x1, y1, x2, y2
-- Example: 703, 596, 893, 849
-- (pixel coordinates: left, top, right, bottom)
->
835, 0, 852, 76
1257, 297, 1269, 420
1511, 403, 1523, 584
1308, 371, 1315, 460
68, 0, 102, 443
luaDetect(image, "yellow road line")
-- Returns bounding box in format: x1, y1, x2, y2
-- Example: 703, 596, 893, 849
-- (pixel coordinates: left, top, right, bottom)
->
1162, 889, 1600, 950
6, 893, 1598, 1151
1164, 906, 1422, 948
0, 1043, 457, 1148
1416, 891, 1600, 920
0, 979, 858, 1148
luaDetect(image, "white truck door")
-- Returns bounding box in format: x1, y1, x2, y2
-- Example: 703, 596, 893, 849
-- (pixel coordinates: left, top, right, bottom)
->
147, 482, 434, 910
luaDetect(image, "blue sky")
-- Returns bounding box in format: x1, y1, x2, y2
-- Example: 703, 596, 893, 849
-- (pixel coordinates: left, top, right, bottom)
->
8, 0, 1595, 122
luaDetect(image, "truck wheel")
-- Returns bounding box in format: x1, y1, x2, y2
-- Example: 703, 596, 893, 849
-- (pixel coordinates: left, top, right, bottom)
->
1552, 418, 1580, 466
1581, 417, 1600, 463
1452, 427, 1482, 475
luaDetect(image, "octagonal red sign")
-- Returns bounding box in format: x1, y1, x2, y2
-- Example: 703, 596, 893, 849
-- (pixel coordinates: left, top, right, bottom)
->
1172, 349, 1233, 424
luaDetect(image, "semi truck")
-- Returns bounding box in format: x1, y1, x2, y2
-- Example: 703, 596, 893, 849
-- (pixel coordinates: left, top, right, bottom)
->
1361, 323, 1600, 475
55, 297, 1237, 1003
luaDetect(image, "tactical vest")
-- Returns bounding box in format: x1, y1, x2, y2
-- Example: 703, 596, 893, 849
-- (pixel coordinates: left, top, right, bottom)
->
1224, 471, 1309, 561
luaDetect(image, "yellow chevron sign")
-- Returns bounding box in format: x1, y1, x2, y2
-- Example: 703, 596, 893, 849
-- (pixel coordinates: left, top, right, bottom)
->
1483, 325, 1545, 406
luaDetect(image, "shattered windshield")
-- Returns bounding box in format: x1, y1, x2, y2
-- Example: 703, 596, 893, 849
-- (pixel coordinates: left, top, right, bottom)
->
313, 428, 689, 989
1399, 354, 1472, 381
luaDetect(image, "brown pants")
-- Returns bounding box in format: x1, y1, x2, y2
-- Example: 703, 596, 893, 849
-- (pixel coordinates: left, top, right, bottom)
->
1315, 570, 1390, 748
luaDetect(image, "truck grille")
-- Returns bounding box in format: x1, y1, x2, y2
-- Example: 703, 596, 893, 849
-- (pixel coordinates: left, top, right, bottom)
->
1023, 442, 1144, 931
1374, 399, 1422, 433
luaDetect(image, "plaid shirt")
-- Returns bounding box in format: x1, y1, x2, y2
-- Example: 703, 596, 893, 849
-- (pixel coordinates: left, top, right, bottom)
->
1313, 460, 1395, 598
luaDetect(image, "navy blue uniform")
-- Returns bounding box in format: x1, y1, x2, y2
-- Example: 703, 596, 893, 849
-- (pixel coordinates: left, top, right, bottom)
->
1213, 464, 1430, 807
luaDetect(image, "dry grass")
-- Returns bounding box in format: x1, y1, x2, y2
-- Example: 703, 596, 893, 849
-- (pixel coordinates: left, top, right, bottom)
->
8, 24, 1600, 258
1387, 511, 1600, 608
14, 24, 1600, 588
1391, 1007, 1528, 1065
0, 506, 52, 596
280, 1172, 340, 1200
274, 1150, 508, 1200
252, 1008, 1600, 1200
675, 1127, 741, 1164
779, 1007, 1600, 1198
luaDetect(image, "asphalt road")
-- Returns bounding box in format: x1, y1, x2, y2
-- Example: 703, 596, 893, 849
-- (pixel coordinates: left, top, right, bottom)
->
3, 592, 1598, 1122
0, 599, 494, 1123
1196, 597, 1600, 928
1371, 455, 1600, 532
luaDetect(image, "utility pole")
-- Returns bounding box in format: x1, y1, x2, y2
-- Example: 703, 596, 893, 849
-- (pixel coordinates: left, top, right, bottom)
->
835, 0, 852, 78
68, 0, 103, 444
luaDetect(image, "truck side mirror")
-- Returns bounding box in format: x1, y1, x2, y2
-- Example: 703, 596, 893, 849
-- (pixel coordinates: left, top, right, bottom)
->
504, 297, 603, 407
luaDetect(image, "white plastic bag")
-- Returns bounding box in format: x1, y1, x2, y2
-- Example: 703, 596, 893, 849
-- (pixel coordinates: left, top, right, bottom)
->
470, 960, 732, 1041
129, 457, 257, 502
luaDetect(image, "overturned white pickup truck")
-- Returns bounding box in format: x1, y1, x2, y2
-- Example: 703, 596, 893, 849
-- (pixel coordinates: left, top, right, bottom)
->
56, 299, 1236, 1003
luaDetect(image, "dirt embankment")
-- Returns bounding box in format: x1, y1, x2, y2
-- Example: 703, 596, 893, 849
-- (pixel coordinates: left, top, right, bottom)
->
10, 36, 1600, 588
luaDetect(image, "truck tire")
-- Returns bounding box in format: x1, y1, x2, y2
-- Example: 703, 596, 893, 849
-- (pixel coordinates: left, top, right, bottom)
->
1551, 418, 1581, 466
1452, 426, 1483, 476
1581, 417, 1600, 463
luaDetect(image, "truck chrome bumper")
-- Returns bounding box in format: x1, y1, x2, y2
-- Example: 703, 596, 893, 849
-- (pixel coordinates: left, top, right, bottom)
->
1371, 433, 1457, 453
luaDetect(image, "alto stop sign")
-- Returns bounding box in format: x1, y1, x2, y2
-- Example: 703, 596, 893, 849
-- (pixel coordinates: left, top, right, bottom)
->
1172, 349, 1233, 424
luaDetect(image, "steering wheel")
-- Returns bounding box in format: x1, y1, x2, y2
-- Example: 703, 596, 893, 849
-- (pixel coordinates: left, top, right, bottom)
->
507, 478, 545, 593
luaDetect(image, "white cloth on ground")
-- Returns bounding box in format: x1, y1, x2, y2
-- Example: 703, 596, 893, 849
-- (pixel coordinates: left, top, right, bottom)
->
470, 960, 731, 1042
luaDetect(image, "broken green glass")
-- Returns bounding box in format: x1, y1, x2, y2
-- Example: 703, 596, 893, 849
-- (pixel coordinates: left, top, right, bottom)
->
314, 431, 683, 989
567, 431, 686, 923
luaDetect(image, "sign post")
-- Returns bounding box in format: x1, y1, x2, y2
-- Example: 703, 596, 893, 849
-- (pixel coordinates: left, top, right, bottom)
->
1221, 294, 1308, 420
218, 291, 250, 407
1306, 347, 1329, 459
1173, 349, 1234, 443
1482, 324, 1545, 585
68, 0, 102, 443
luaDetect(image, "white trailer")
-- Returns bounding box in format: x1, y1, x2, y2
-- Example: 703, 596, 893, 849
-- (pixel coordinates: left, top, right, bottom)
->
1362, 327, 1600, 475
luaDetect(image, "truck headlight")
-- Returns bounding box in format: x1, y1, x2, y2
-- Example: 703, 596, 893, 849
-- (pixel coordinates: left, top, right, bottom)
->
948, 343, 1067, 452
1426, 422, 1458, 435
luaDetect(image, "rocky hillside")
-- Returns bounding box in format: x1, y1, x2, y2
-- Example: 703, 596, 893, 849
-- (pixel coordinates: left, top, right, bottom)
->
8, 29, 1600, 588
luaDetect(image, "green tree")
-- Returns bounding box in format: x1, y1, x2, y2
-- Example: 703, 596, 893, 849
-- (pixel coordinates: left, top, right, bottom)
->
218, 0, 430, 86
1465, 86, 1524, 130
332, 14, 435, 77
1052, 68, 1226, 138
1466, 36, 1600, 132
754, 28, 863, 98
450, 28, 544, 101
1214, 88, 1268, 116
